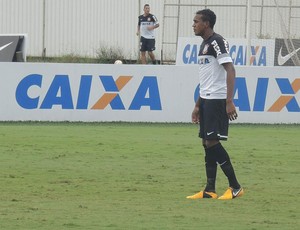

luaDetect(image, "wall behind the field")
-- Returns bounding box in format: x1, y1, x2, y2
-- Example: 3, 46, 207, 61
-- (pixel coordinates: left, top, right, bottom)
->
0, 0, 163, 59
0, 0, 299, 60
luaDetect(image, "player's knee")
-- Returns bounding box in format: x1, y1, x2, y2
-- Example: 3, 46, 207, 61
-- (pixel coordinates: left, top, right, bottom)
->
205, 139, 219, 148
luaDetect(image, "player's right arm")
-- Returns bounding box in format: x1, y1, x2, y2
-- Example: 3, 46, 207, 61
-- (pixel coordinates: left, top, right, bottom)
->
137, 16, 141, 36
223, 62, 238, 121
192, 97, 201, 123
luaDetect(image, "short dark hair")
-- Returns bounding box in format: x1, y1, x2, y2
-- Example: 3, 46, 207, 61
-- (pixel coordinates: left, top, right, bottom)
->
144, 4, 150, 8
196, 9, 216, 29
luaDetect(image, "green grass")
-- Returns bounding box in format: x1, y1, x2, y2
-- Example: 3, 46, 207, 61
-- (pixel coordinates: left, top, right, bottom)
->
0, 122, 299, 229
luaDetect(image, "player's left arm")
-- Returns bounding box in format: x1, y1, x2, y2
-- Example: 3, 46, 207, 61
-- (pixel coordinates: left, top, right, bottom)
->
136, 17, 141, 36
222, 62, 238, 121
149, 15, 159, 30
153, 23, 159, 29
214, 36, 238, 121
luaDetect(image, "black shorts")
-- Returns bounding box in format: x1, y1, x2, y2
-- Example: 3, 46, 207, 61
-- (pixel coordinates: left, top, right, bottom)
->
140, 36, 156, 52
199, 98, 229, 140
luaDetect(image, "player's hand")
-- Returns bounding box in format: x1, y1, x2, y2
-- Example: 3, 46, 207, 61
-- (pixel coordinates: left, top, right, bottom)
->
191, 107, 200, 124
136, 32, 139, 36
226, 100, 238, 121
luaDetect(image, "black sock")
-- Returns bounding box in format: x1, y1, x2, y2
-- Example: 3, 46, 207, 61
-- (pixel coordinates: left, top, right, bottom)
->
152, 60, 156, 65
220, 161, 240, 189
205, 177, 216, 192
208, 143, 240, 189
204, 147, 217, 192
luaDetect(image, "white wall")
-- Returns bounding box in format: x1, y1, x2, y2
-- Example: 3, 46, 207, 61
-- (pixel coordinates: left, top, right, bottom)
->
0, 0, 299, 60
1, 62, 299, 123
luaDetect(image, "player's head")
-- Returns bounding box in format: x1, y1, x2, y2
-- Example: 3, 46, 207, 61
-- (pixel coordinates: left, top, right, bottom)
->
144, 4, 150, 15
196, 9, 216, 29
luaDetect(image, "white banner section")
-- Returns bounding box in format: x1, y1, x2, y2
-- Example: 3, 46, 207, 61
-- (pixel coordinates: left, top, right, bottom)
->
0, 63, 299, 123
176, 37, 275, 66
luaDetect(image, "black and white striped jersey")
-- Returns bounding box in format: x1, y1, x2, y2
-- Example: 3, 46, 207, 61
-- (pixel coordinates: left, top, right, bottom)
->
138, 14, 158, 39
198, 33, 232, 99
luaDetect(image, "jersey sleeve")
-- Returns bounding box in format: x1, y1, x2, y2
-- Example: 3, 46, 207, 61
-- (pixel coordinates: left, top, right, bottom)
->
151, 15, 159, 25
211, 36, 232, 64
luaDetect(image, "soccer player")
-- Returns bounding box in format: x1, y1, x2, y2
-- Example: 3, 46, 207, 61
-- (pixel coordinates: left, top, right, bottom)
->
136, 4, 159, 64
186, 9, 244, 200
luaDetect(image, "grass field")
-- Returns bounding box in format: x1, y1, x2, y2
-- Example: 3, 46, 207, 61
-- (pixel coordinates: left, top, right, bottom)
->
0, 122, 299, 230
